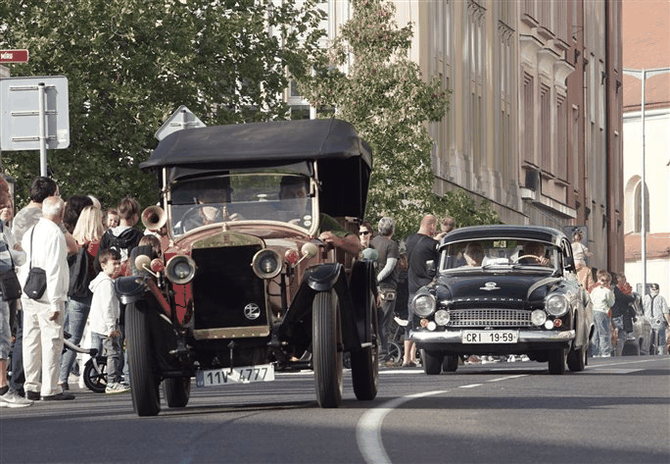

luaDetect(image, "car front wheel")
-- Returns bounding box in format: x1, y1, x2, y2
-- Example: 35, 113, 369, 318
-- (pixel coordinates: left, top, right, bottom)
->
126, 302, 161, 416
163, 376, 191, 408
567, 345, 586, 372
421, 349, 443, 375
548, 347, 567, 375
313, 290, 343, 408
350, 291, 379, 401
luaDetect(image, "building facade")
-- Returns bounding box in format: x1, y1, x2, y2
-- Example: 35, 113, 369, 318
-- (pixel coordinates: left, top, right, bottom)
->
621, 0, 670, 295
292, 0, 624, 272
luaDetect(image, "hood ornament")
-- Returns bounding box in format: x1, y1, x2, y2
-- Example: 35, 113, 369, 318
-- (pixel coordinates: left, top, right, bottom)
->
480, 282, 500, 291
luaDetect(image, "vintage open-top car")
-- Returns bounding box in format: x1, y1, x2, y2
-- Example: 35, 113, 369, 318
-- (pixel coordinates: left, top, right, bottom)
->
408, 225, 594, 375
117, 119, 379, 416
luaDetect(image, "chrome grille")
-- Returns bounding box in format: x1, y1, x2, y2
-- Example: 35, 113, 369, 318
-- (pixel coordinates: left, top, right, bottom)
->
447, 309, 532, 328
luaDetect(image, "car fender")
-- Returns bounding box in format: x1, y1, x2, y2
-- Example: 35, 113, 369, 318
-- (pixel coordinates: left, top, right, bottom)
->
280, 262, 362, 351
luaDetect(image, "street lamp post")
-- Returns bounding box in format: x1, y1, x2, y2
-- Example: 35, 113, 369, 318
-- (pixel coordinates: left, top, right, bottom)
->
622, 67, 670, 295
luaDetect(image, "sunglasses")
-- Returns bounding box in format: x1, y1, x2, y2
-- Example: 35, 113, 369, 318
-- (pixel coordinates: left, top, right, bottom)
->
359, 231, 371, 236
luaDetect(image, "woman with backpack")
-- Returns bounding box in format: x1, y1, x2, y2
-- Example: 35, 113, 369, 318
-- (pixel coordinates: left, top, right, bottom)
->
58, 206, 104, 390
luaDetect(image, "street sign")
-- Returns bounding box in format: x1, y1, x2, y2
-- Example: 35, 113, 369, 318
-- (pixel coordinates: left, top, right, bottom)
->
155, 105, 205, 141
0, 50, 29, 63
0, 76, 70, 151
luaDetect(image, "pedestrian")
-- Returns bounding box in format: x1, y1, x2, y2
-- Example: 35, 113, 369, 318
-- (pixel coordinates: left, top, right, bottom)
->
18, 196, 74, 400
88, 248, 129, 394
404, 215, 439, 366
610, 273, 636, 356
103, 208, 119, 230
643, 283, 669, 355
0, 180, 32, 408
58, 206, 105, 390
370, 217, 399, 366
9, 177, 66, 398
577, 263, 597, 293
98, 197, 143, 276
63, 195, 94, 235
589, 269, 615, 358
571, 229, 592, 268
434, 215, 455, 242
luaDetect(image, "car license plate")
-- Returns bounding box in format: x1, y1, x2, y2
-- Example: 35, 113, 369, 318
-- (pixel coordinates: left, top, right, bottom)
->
462, 330, 518, 344
195, 364, 275, 387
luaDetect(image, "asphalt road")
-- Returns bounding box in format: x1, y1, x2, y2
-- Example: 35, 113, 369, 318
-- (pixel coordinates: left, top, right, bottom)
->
1, 356, 668, 464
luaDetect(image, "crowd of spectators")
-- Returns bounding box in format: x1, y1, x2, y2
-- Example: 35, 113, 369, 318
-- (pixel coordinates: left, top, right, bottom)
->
0, 176, 143, 408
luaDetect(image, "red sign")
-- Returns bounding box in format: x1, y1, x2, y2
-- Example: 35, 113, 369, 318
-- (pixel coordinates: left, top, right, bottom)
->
0, 50, 29, 63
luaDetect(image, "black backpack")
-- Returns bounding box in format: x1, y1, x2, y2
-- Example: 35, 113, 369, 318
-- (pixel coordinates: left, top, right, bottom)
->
68, 245, 92, 298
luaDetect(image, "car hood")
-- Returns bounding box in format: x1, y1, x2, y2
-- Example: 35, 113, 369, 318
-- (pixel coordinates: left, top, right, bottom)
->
434, 274, 563, 306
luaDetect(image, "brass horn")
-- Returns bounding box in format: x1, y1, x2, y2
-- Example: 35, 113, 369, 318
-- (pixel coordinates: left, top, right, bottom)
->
141, 205, 167, 231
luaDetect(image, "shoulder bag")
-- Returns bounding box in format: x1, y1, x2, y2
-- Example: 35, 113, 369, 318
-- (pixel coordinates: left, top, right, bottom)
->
23, 227, 47, 300
0, 247, 22, 301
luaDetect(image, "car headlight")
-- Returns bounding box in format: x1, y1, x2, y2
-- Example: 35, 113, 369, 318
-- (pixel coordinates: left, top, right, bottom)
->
165, 255, 196, 285
251, 249, 283, 279
412, 294, 436, 318
434, 309, 450, 326
545, 294, 569, 317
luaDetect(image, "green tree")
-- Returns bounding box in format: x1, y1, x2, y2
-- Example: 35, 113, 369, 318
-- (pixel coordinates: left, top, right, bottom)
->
297, 0, 497, 238
0, 0, 326, 210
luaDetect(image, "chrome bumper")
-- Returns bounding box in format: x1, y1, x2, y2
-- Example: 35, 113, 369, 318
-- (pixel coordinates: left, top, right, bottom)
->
409, 329, 576, 344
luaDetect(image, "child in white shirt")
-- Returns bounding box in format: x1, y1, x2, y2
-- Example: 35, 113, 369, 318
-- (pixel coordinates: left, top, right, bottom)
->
88, 248, 128, 394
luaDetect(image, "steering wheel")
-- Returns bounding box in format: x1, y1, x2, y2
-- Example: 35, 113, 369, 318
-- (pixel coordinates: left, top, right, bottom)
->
513, 254, 548, 265
179, 205, 222, 233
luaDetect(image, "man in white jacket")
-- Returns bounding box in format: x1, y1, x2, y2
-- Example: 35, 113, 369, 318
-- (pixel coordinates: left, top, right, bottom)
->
18, 196, 74, 401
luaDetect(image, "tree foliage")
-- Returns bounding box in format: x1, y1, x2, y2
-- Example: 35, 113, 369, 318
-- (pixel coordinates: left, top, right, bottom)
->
297, 0, 497, 238
0, 0, 326, 210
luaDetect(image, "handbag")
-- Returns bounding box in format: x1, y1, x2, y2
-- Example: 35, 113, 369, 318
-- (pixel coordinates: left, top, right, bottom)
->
24, 227, 47, 300
0, 226, 22, 301
0, 270, 22, 301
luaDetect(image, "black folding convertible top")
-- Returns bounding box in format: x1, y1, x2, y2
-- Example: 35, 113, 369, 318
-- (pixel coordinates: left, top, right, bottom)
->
141, 118, 372, 219
141, 118, 371, 171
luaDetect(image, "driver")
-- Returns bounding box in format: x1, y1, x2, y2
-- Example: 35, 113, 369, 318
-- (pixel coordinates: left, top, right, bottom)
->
519, 242, 550, 266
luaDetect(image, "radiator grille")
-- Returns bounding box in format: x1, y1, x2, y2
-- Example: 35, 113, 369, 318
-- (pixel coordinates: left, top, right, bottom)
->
191, 245, 267, 330
447, 309, 532, 328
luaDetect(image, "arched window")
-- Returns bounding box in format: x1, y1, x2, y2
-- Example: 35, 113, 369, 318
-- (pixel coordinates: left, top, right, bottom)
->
634, 180, 650, 233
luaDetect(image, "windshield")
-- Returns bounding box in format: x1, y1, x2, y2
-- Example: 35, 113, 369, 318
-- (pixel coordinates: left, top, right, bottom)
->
440, 239, 560, 273
168, 173, 316, 236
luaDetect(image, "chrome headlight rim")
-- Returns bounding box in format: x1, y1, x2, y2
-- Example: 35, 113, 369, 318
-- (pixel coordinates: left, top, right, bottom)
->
434, 309, 450, 326
165, 255, 197, 285
412, 293, 436, 318
251, 249, 283, 280
545, 293, 569, 317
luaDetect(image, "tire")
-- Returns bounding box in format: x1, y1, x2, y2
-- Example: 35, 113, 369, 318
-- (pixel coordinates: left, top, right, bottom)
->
126, 302, 161, 416
83, 356, 108, 393
566, 346, 586, 372
163, 377, 191, 408
313, 291, 343, 408
421, 349, 443, 375
548, 347, 567, 375
351, 292, 379, 401
387, 341, 403, 364
442, 354, 459, 372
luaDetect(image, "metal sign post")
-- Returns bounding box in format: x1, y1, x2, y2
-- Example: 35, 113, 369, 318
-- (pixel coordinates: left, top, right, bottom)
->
0, 75, 70, 176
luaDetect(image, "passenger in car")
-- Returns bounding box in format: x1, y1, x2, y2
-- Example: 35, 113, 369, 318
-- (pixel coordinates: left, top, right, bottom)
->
462, 242, 484, 267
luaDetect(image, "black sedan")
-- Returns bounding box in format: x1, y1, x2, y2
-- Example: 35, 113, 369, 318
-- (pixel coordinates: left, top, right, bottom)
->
409, 225, 594, 375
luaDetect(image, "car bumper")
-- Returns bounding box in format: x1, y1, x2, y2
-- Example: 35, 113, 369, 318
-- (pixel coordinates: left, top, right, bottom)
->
409, 329, 576, 344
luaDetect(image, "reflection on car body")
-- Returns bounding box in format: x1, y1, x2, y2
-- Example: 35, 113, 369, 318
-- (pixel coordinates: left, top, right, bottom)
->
409, 225, 594, 375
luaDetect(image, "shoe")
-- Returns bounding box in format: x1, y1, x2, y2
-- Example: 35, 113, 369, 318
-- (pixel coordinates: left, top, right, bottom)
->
58, 382, 69, 391
42, 391, 75, 401
0, 390, 33, 408
25, 391, 41, 401
105, 382, 131, 394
